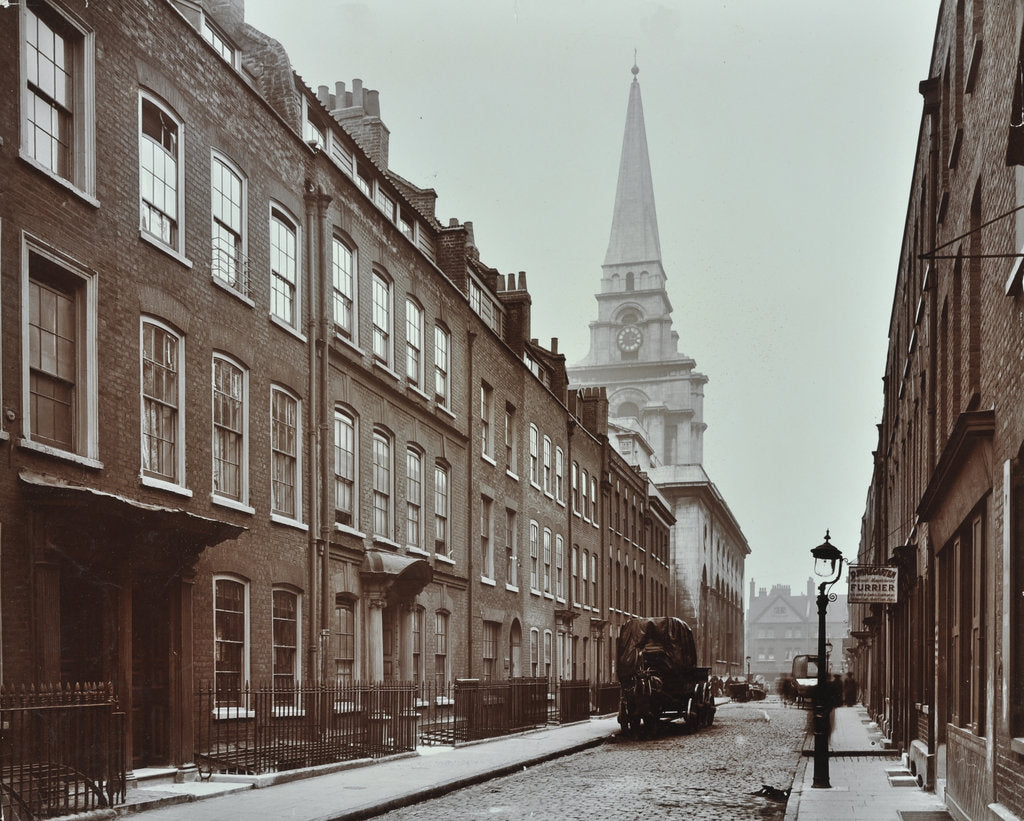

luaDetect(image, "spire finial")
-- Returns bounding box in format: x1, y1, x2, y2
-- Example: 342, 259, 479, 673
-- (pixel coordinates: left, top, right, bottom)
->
632, 50, 639, 79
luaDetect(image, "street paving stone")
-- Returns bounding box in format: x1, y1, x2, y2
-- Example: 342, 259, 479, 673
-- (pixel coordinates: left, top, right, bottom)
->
376, 701, 807, 820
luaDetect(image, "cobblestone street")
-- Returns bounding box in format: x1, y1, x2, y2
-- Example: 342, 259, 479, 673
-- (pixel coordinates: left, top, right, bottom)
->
377, 700, 807, 820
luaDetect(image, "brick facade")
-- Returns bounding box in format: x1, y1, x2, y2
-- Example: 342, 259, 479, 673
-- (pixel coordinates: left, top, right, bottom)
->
0, 0, 673, 776
853, 3, 1024, 818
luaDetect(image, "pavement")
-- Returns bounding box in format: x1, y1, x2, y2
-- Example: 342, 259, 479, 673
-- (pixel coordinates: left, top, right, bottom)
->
785, 705, 953, 821
56, 701, 953, 821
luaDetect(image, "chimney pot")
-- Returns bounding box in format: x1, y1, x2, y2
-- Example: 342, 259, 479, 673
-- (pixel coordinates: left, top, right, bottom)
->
335, 81, 347, 106
551, 337, 558, 354
518, 271, 527, 290
352, 78, 364, 108
317, 85, 330, 106
365, 89, 381, 116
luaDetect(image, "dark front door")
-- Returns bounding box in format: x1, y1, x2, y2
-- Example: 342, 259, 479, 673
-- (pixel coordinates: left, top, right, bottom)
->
132, 581, 170, 766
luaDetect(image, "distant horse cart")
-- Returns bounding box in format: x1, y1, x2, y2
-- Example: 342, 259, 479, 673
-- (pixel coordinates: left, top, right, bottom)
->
616, 617, 716, 734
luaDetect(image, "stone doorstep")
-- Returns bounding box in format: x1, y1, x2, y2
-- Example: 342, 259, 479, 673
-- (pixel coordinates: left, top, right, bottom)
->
886, 766, 920, 788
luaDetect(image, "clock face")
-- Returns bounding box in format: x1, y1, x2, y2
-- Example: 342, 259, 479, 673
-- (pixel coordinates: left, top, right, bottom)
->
617, 324, 643, 352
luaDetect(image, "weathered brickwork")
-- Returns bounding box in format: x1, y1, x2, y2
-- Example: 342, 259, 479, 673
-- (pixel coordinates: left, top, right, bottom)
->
0, 0, 673, 773
853, 3, 1024, 819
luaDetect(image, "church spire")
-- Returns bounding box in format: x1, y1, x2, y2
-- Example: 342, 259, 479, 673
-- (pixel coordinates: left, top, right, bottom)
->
604, 62, 662, 268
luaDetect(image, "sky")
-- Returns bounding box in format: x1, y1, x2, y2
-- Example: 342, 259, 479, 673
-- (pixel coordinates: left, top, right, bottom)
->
244, 0, 941, 601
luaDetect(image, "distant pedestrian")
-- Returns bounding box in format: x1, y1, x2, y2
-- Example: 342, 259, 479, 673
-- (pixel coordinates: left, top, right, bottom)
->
828, 674, 843, 737
843, 672, 858, 707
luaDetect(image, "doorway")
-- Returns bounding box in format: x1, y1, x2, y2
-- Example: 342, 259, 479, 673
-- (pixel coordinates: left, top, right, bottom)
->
131, 580, 170, 766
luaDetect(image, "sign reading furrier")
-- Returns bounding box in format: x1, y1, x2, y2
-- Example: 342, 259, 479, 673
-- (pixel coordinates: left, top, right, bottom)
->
847, 565, 898, 604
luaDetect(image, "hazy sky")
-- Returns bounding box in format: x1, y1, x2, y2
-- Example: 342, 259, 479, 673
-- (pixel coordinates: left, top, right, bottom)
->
244, 0, 940, 599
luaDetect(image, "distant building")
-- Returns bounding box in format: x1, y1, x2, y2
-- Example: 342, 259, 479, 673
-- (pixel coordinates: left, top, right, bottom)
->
568, 63, 749, 675
745, 579, 849, 687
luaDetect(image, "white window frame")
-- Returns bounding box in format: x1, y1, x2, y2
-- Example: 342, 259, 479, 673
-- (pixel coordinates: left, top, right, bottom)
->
407, 446, 424, 549
555, 446, 564, 503
480, 382, 493, 460
435, 611, 450, 688
480, 495, 494, 581
334, 407, 358, 530
213, 575, 250, 702
332, 236, 357, 341
271, 586, 302, 696
405, 298, 423, 389
139, 91, 185, 255
20, 238, 99, 465
505, 507, 518, 589
269, 204, 300, 330
543, 527, 552, 595
140, 316, 187, 492
19, 0, 96, 200
433, 324, 451, 409
529, 424, 539, 486
530, 520, 540, 592
504, 404, 517, 475
372, 428, 393, 541
211, 353, 249, 508
542, 435, 552, 495
210, 151, 247, 297
372, 271, 393, 368
555, 534, 565, 600
434, 462, 451, 558
270, 385, 303, 524
200, 12, 237, 67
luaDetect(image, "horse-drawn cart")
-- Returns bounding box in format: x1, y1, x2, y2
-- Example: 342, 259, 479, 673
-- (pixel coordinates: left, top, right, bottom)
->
616, 617, 716, 734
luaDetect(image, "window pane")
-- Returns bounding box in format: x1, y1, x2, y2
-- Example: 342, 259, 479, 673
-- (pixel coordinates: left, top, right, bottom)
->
271, 389, 298, 516
270, 211, 297, 324
141, 321, 179, 481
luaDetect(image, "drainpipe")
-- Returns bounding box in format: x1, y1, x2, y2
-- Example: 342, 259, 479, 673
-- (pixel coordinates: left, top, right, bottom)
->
303, 183, 319, 686
466, 329, 476, 677
303, 179, 332, 685
316, 189, 333, 685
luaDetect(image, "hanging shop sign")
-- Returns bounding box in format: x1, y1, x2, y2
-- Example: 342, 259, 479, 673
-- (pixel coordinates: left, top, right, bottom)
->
847, 565, 898, 604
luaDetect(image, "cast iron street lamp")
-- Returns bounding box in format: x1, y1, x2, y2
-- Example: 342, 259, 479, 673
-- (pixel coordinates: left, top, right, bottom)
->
811, 530, 843, 789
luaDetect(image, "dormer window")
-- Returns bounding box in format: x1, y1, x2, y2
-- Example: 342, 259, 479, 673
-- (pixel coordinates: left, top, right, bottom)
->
201, 16, 235, 66
302, 99, 325, 149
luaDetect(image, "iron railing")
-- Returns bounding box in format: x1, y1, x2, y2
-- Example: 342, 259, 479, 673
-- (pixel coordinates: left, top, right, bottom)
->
0, 682, 126, 820
195, 677, 602, 776
592, 682, 620, 715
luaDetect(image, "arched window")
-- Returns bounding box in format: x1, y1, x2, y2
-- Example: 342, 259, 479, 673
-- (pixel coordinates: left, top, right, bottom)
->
140, 93, 183, 250
372, 271, 392, 366
332, 237, 356, 338
272, 587, 301, 698
625, 272, 635, 291
269, 205, 299, 327
405, 298, 423, 388
212, 353, 248, 504
334, 408, 357, 528
406, 445, 423, 548
214, 575, 249, 699
211, 152, 247, 294
372, 428, 393, 539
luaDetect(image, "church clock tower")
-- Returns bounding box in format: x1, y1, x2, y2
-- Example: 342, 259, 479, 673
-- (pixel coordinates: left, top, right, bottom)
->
570, 62, 707, 469
568, 63, 750, 675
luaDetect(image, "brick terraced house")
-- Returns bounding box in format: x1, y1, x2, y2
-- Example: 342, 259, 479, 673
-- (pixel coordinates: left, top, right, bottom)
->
0, 0, 674, 785
850, 2, 1024, 819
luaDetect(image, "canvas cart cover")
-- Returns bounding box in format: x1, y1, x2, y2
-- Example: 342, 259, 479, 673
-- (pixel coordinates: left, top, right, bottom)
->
617, 617, 697, 681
